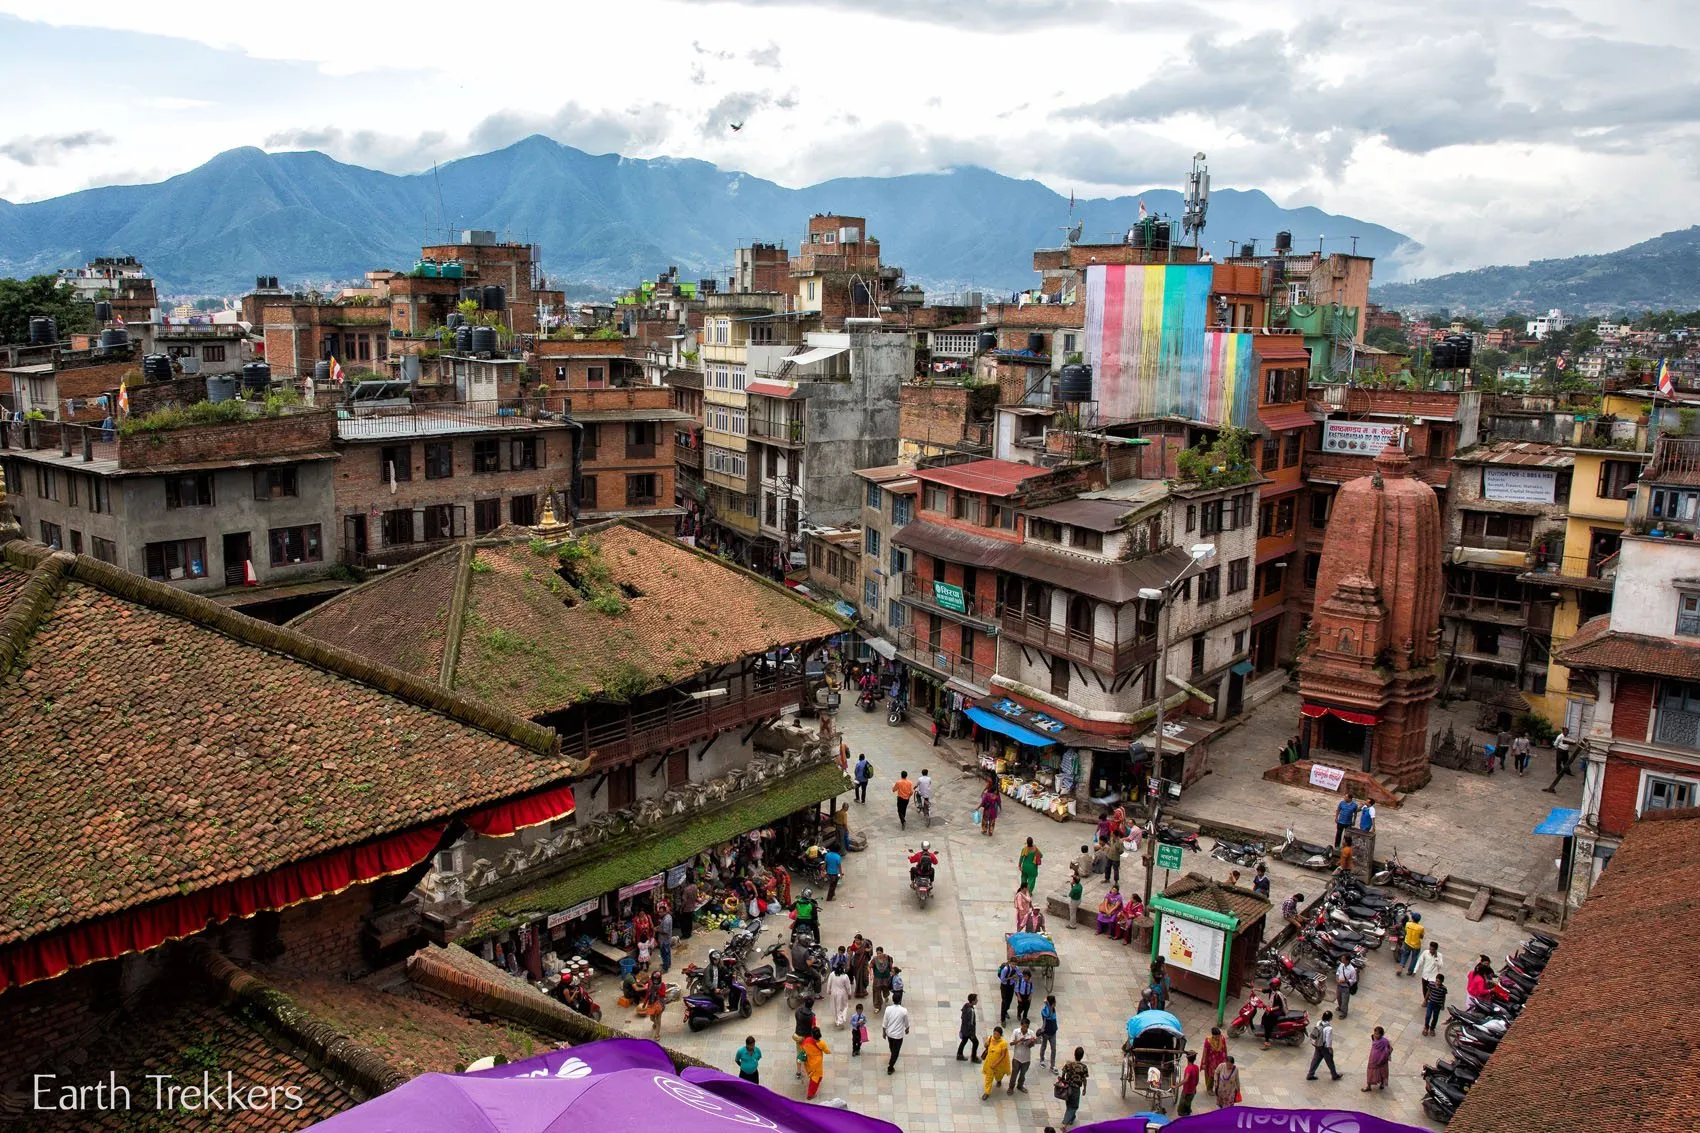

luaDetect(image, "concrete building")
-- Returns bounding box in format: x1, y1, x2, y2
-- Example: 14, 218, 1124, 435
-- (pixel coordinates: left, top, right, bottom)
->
58, 256, 158, 326
788, 215, 900, 329
4, 339, 139, 423
148, 317, 247, 376
854, 463, 920, 647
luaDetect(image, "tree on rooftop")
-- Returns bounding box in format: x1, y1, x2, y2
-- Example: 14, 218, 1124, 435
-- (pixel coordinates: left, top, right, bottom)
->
0, 275, 96, 345
1174, 427, 1255, 489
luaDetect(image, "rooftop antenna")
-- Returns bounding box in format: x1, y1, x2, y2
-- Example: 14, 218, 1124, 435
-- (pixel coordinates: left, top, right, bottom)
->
1350, 235, 1360, 255
1182, 152, 1209, 249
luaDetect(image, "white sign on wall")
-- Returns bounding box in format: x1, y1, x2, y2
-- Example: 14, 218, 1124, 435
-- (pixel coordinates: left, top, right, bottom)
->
1483, 467, 1557, 504
1159, 914, 1226, 978
1309, 764, 1346, 791
1321, 421, 1403, 455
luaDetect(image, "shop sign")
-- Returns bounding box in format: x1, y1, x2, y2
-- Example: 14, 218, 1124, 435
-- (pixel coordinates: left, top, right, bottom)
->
1308, 764, 1346, 791
618, 873, 665, 901
1321, 420, 1402, 455
665, 864, 689, 889
932, 580, 967, 613
547, 899, 599, 929
1159, 913, 1226, 977
1483, 466, 1556, 503
1155, 843, 1185, 870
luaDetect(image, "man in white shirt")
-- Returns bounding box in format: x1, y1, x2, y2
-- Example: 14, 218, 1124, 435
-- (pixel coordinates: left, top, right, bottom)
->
1335, 958, 1354, 1019
882, 990, 911, 1075
1413, 940, 1444, 998
915, 769, 933, 821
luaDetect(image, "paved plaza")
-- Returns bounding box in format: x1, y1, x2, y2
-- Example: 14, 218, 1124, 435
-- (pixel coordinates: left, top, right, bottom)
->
644, 698, 1551, 1131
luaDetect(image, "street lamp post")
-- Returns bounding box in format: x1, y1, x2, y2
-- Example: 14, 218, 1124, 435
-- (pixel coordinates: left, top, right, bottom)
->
1139, 542, 1216, 904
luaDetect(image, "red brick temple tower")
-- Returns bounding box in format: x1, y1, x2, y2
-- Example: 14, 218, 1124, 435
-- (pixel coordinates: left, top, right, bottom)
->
1297, 442, 1443, 791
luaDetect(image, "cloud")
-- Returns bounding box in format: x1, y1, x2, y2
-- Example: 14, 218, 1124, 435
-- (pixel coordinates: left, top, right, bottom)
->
469, 102, 677, 157
719, 0, 1211, 32
264, 126, 451, 171
0, 131, 113, 167
702, 92, 772, 135
748, 42, 782, 69
691, 39, 734, 60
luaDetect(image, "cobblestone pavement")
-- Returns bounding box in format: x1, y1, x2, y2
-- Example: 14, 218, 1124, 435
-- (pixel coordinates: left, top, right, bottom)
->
645, 701, 1545, 1131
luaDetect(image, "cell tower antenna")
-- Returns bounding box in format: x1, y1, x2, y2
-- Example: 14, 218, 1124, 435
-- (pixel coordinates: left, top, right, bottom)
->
1182, 152, 1210, 249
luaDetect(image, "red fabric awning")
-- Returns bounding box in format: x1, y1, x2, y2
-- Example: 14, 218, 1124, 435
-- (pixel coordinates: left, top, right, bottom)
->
466, 784, 577, 837
1301, 703, 1379, 727
0, 823, 447, 992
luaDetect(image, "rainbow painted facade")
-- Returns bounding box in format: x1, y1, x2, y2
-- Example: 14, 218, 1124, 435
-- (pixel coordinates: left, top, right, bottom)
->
1083, 263, 1256, 428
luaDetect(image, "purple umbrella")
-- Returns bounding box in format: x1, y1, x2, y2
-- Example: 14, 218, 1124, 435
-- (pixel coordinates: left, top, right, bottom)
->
1073, 1108, 1430, 1133
308, 1039, 900, 1133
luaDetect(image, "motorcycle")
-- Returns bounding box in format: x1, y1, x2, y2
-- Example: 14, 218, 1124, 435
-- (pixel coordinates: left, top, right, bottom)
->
1253, 950, 1326, 1004
1373, 849, 1448, 900
1448, 1016, 1509, 1059
1310, 910, 1383, 950
684, 974, 755, 1031
858, 689, 878, 713
908, 850, 938, 906
886, 697, 906, 726
1211, 837, 1265, 867
1329, 876, 1401, 913
1152, 824, 1201, 853
1297, 930, 1367, 969
1277, 826, 1338, 871
1423, 1055, 1482, 1091
1324, 894, 1398, 938
1228, 993, 1310, 1045
1423, 1073, 1469, 1124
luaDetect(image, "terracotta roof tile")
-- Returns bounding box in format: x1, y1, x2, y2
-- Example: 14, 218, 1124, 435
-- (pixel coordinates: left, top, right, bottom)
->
1448, 808, 1700, 1133
0, 542, 571, 948
1553, 615, 1700, 681
287, 548, 460, 680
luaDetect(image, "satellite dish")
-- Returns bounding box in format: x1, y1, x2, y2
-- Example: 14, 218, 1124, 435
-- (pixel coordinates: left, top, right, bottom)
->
1066, 220, 1084, 244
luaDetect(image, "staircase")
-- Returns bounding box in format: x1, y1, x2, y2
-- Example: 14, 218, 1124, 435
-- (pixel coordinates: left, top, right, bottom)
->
1260, 758, 1406, 809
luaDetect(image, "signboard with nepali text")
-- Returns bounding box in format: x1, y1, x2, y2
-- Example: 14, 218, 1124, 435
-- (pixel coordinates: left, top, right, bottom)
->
1156, 843, 1185, 870
1309, 764, 1346, 791
1321, 420, 1402, 456
932, 580, 967, 613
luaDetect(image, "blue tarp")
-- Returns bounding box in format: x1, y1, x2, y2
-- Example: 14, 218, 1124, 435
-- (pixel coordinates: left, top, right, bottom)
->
965, 706, 1058, 747
1126, 1010, 1185, 1041
833, 601, 858, 620
1533, 807, 1581, 837
1230, 660, 1255, 676
1007, 932, 1057, 958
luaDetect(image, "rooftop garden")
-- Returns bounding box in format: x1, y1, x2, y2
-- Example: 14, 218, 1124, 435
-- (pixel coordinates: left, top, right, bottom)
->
1173, 426, 1257, 488
117, 387, 303, 436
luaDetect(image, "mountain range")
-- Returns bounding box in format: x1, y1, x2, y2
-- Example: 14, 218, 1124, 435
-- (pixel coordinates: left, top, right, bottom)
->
0, 136, 1415, 297
1371, 226, 1700, 317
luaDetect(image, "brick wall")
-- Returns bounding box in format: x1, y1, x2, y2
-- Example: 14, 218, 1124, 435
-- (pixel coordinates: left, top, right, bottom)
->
1597, 758, 1641, 837
0, 961, 120, 1076
117, 409, 338, 469
1612, 675, 1654, 742
336, 426, 577, 532
272, 885, 373, 977
900, 385, 975, 448
57, 360, 140, 421
985, 302, 1084, 328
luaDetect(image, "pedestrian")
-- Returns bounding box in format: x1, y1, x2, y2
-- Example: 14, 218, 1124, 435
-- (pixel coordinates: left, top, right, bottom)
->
1212, 1054, 1241, 1109
979, 781, 1002, 835
1058, 1047, 1090, 1129
1201, 1026, 1228, 1087
1336, 841, 1354, 877
1072, 844, 1095, 885
678, 876, 698, 941
1495, 728, 1511, 771
830, 945, 849, 976
1334, 794, 1359, 848
642, 973, 666, 1040
871, 947, 895, 1011
853, 753, 872, 803
1364, 1026, 1391, 1092
1543, 730, 1576, 792
1020, 837, 1043, 892
1282, 892, 1305, 934
793, 996, 817, 1079
1178, 1049, 1200, 1116
827, 966, 852, 1027
735, 1036, 763, 1083
1015, 967, 1035, 1024
1305, 1010, 1342, 1081
997, 959, 1019, 1023
1512, 731, 1532, 775
850, 1002, 867, 1056
656, 903, 674, 973
957, 994, 982, 1062
1067, 866, 1084, 930
1252, 863, 1270, 899
1149, 958, 1171, 1012
824, 845, 842, 901
1422, 974, 1447, 1036
1398, 912, 1425, 976
931, 711, 944, 746
1038, 995, 1060, 1069
1414, 940, 1444, 1000
892, 770, 914, 829
849, 935, 871, 998
1227, 869, 1242, 888
802, 1027, 830, 1099
981, 1026, 1011, 1099
1357, 800, 1375, 836
1008, 1020, 1037, 1093
635, 935, 651, 972
1335, 957, 1354, 1019
1015, 885, 1037, 933
881, 989, 910, 1074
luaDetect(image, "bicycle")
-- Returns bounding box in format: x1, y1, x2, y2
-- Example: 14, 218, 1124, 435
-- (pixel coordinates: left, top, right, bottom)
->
917, 794, 932, 826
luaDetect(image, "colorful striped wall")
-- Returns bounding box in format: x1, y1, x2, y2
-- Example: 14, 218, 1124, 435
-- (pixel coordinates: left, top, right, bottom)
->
1083, 264, 1255, 429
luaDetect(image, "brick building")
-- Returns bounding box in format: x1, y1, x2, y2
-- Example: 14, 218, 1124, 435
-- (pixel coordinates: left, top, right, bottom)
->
789, 215, 902, 329
854, 463, 920, 648
260, 298, 391, 378
58, 255, 158, 326
4, 339, 139, 422
419, 232, 563, 336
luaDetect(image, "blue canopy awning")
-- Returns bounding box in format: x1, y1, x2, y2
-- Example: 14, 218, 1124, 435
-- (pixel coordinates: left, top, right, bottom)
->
1230, 660, 1255, 676
1533, 807, 1581, 837
965, 706, 1058, 747
833, 601, 858, 620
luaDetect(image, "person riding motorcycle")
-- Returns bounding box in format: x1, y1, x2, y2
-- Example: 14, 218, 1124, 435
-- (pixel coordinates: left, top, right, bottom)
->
792, 888, 820, 940
909, 842, 939, 884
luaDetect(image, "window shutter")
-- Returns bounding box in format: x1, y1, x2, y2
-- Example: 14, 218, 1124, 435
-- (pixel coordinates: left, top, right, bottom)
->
145, 543, 165, 579
412, 509, 425, 543
537, 437, 546, 469
510, 439, 523, 470
254, 470, 267, 501
452, 506, 467, 538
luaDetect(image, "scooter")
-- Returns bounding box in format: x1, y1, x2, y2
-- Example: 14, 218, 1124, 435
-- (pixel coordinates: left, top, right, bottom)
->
1423, 1073, 1468, 1123
1211, 838, 1265, 867
911, 870, 934, 906
1278, 827, 1338, 871
1448, 1016, 1508, 1059
1253, 951, 1326, 1004
1228, 994, 1310, 1045
858, 689, 878, 713
684, 975, 755, 1031
1373, 849, 1448, 900
886, 698, 906, 726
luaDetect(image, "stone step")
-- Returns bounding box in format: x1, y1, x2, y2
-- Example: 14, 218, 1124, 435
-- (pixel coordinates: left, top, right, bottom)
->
1466, 886, 1492, 922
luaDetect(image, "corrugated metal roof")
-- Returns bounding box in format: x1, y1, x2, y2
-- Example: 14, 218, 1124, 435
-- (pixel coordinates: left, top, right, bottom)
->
913, 458, 1054, 496
1455, 441, 1574, 469
1023, 498, 1134, 531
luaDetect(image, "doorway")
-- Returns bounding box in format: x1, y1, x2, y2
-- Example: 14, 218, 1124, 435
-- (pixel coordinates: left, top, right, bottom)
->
222, 532, 251, 587
1226, 671, 1245, 718
344, 514, 368, 561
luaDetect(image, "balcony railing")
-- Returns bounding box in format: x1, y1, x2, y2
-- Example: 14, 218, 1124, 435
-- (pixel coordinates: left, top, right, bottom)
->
1000, 607, 1157, 674
900, 572, 999, 622
750, 417, 804, 445
562, 672, 804, 767
343, 537, 461, 571
1442, 595, 1527, 622
894, 628, 995, 689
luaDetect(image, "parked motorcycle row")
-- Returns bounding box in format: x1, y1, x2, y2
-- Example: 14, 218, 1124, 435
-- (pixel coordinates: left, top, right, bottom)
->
674, 918, 832, 1031
1422, 930, 1558, 1123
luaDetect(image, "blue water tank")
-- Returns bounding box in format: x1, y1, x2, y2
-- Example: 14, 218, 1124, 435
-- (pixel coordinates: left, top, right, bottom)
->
205, 375, 237, 403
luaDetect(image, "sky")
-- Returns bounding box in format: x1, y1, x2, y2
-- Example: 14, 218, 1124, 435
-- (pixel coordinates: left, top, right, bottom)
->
0, 0, 1695, 280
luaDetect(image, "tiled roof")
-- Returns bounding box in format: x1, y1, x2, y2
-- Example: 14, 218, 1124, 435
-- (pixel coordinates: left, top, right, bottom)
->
1162, 872, 1273, 928
1553, 615, 1700, 681
1448, 808, 1700, 1133
292, 521, 843, 720
0, 538, 569, 949
288, 546, 461, 680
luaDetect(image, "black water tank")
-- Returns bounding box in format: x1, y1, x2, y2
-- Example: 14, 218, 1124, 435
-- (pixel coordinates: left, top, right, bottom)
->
454, 326, 474, 353
977, 330, 998, 352
1239, 243, 1255, 259
28, 316, 56, 345
1274, 230, 1292, 253
99, 327, 129, 349
94, 300, 113, 323
267, 276, 280, 289
256, 275, 269, 291
481, 285, 505, 311
1432, 333, 1473, 371
446, 312, 466, 329
241, 361, 272, 393
1026, 332, 1045, 354
314, 359, 332, 383
1057, 363, 1094, 403
461, 286, 482, 307
470, 325, 497, 355
141, 353, 173, 382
